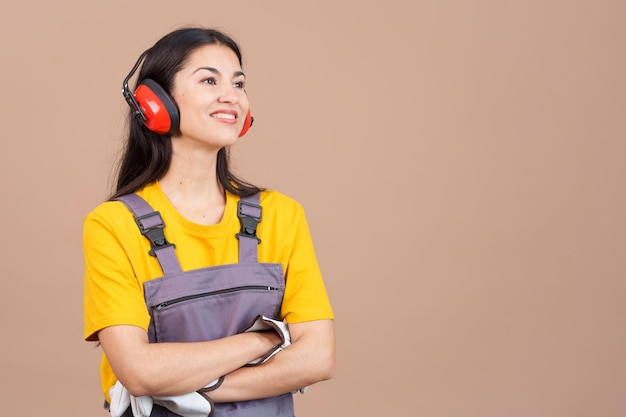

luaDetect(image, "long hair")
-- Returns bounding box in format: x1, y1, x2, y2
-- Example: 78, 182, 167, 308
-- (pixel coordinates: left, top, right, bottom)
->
110, 27, 263, 200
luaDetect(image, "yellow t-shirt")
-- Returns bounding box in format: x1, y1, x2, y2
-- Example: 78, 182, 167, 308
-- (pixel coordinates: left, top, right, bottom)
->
83, 182, 333, 399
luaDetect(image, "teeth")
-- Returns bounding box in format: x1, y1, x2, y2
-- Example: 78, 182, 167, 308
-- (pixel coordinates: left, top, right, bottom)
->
212, 113, 235, 120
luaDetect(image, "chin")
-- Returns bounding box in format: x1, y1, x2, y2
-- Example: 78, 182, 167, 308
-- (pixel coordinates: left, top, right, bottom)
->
176, 129, 240, 148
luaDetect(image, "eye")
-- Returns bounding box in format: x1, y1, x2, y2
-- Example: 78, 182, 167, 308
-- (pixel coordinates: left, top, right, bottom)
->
233, 80, 245, 89
201, 77, 217, 85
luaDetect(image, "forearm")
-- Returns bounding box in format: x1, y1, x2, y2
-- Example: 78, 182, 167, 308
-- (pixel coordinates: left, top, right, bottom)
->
210, 320, 336, 402
98, 325, 280, 397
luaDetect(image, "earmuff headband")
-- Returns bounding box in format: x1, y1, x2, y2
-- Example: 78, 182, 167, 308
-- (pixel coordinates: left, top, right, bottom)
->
122, 49, 149, 125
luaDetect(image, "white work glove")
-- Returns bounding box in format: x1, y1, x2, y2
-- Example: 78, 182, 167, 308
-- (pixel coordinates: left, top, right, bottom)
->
108, 380, 214, 417
130, 394, 154, 417
244, 315, 308, 394
152, 392, 213, 417
108, 380, 131, 417
243, 315, 291, 365
109, 380, 154, 417
200, 376, 223, 392
242, 315, 309, 394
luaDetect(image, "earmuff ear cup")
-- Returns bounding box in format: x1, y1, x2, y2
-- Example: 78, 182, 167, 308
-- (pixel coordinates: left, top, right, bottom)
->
134, 79, 180, 135
239, 110, 254, 137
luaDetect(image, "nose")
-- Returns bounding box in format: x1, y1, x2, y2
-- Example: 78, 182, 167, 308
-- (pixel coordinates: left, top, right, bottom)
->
217, 84, 239, 104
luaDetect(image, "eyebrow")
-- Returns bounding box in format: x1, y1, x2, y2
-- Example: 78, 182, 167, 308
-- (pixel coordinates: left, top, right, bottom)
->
193, 66, 246, 78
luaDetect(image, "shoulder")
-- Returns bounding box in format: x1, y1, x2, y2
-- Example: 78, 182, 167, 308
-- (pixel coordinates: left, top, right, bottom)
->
85, 199, 134, 222
84, 184, 159, 228
83, 199, 137, 239
259, 189, 305, 216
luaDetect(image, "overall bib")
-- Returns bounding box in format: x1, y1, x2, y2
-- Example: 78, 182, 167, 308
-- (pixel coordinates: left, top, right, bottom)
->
116, 193, 295, 417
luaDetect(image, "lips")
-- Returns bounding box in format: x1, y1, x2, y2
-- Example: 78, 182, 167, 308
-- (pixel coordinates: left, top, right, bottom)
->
210, 109, 237, 122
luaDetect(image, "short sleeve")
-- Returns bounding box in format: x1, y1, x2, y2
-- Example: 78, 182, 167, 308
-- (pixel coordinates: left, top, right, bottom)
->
279, 205, 334, 323
83, 207, 151, 341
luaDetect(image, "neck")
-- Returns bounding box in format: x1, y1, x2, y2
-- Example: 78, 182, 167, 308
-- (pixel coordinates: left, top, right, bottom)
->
159, 144, 226, 224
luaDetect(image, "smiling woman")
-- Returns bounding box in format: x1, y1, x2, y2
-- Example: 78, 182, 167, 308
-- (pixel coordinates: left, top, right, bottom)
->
170, 44, 250, 152
82, 27, 335, 417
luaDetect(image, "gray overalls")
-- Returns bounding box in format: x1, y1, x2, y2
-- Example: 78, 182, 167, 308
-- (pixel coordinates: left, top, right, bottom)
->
115, 193, 295, 417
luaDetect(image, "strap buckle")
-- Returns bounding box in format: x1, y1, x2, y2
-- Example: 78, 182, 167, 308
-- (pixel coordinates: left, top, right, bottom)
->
134, 211, 176, 256
236, 200, 262, 243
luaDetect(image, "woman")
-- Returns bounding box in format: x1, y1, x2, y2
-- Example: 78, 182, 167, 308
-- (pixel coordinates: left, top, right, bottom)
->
83, 27, 335, 417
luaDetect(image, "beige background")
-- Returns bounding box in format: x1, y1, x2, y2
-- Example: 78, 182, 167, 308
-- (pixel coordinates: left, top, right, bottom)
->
1, 1, 625, 416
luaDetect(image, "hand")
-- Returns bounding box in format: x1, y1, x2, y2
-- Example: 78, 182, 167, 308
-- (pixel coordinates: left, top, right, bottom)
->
199, 376, 224, 392
243, 315, 292, 365
153, 392, 213, 417
108, 380, 130, 417
109, 381, 153, 417
108, 380, 214, 417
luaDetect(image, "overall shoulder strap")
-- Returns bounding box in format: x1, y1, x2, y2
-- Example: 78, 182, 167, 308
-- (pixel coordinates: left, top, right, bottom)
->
116, 194, 183, 275
237, 193, 262, 264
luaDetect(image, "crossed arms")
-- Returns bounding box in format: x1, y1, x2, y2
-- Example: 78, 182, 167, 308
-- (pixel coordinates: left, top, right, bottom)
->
98, 318, 335, 401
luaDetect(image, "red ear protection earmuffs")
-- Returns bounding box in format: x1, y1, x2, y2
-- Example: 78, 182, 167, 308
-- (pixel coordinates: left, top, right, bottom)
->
122, 49, 254, 137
